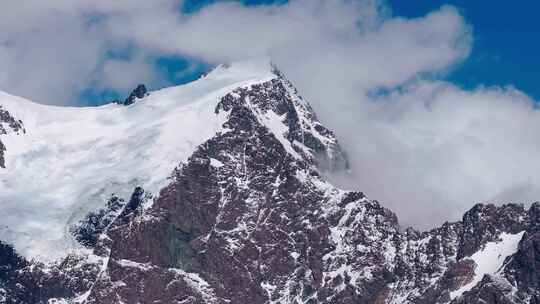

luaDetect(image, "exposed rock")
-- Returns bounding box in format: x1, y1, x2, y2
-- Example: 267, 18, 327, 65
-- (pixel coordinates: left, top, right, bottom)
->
0, 140, 5, 169
71, 195, 126, 248
453, 275, 517, 304
0, 106, 24, 135
458, 203, 527, 259
0, 241, 100, 304
123, 84, 148, 105
503, 230, 540, 302
0, 106, 24, 168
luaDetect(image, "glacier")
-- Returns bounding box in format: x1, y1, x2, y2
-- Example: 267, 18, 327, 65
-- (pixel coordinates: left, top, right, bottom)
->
0, 59, 275, 261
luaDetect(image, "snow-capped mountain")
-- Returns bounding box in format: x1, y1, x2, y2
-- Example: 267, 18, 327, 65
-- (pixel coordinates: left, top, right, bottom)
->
0, 60, 539, 304
0, 60, 275, 261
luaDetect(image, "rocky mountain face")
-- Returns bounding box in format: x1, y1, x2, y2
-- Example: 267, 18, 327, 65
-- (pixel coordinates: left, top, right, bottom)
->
0, 65, 539, 304
0, 105, 25, 168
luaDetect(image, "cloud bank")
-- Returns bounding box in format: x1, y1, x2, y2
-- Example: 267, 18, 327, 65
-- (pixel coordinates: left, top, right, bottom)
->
1, 0, 539, 228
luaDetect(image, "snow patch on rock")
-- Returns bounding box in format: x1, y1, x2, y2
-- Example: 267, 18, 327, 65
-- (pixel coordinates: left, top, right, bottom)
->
450, 231, 525, 300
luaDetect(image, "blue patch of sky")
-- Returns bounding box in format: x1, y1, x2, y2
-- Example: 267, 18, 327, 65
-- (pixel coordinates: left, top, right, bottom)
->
79, 55, 212, 106
155, 56, 212, 85
79, 44, 142, 106
389, 0, 540, 101
78, 0, 286, 106
80, 0, 540, 105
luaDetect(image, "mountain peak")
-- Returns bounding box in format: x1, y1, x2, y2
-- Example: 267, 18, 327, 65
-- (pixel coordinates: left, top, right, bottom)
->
0, 57, 343, 262
2, 58, 539, 303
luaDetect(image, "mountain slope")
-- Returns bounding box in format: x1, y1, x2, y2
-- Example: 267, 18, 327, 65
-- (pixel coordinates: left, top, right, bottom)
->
0, 59, 275, 261
0, 60, 539, 304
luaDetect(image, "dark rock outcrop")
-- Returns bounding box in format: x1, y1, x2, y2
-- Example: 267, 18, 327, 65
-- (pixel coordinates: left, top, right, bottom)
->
0, 140, 6, 169
0, 106, 24, 135
503, 230, 540, 302
458, 203, 527, 259
0, 241, 100, 304
123, 84, 148, 105
71, 195, 126, 248
0, 106, 24, 168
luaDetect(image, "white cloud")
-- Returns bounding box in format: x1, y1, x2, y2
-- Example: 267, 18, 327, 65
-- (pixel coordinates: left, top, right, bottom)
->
0, 0, 538, 228
330, 82, 540, 227
98, 53, 163, 93
0, 0, 176, 104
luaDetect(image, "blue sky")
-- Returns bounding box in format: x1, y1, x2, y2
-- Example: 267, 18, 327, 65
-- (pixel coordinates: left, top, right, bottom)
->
389, 0, 540, 100
81, 0, 288, 105
103, 0, 539, 106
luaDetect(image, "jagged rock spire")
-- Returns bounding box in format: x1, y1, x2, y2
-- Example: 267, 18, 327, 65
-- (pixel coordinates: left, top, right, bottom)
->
123, 84, 148, 105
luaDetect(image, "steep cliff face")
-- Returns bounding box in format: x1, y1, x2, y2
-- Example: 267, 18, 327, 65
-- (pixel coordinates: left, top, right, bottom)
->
0, 61, 539, 304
